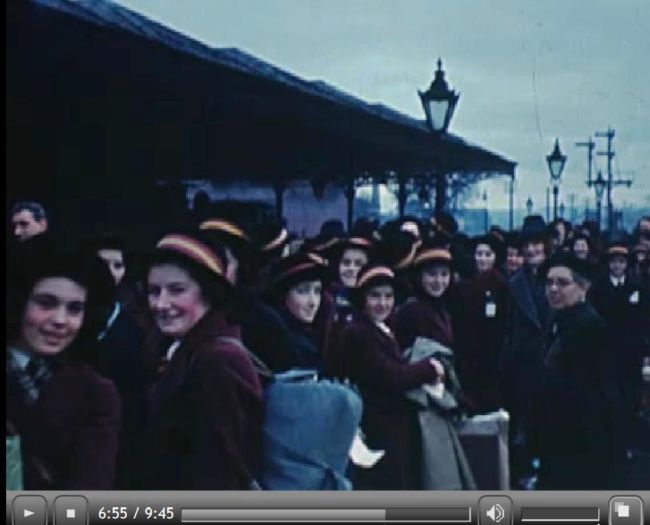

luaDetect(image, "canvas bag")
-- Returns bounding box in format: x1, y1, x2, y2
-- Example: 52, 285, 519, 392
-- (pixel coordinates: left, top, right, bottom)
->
218, 338, 363, 490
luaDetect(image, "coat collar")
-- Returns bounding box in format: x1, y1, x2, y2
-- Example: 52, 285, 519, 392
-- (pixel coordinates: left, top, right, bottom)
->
509, 266, 542, 330
148, 309, 241, 417
358, 312, 399, 347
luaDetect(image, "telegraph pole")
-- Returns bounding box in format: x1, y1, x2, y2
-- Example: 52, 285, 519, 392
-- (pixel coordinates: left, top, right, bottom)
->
595, 128, 632, 233
595, 128, 615, 232
576, 137, 595, 185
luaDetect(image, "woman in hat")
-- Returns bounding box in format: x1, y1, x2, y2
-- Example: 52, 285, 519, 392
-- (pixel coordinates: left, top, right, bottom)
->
136, 231, 263, 489
265, 251, 330, 373
6, 245, 121, 489
201, 216, 302, 375
393, 246, 457, 352
337, 263, 445, 489
535, 253, 624, 489
373, 228, 421, 307
330, 236, 374, 312
324, 236, 374, 373
455, 235, 509, 413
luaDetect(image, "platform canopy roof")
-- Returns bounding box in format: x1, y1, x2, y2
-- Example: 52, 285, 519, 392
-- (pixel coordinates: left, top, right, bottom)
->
8, 0, 516, 196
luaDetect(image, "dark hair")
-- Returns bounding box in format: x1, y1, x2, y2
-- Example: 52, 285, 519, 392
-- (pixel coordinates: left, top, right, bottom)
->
11, 201, 47, 221
85, 233, 127, 254
335, 242, 372, 280
570, 233, 593, 253
543, 252, 594, 286
6, 246, 113, 364
504, 231, 522, 251
82, 233, 133, 281
473, 234, 505, 269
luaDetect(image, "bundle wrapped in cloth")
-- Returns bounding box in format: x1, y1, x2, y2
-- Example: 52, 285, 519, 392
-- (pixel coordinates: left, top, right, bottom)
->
404, 337, 476, 490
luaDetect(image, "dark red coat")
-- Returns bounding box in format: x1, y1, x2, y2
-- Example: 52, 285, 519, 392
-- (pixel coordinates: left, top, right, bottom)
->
393, 295, 455, 351
340, 315, 440, 489
455, 269, 508, 412
6, 359, 122, 489
135, 310, 264, 489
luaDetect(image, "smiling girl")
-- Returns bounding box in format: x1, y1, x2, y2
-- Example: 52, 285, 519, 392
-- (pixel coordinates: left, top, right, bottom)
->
337, 263, 444, 489
136, 231, 263, 489
393, 245, 456, 352
6, 249, 121, 489
265, 251, 329, 373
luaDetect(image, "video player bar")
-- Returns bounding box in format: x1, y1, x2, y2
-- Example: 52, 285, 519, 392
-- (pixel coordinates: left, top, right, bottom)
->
6, 492, 648, 525
182, 507, 470, 522
521, 507, 600, 523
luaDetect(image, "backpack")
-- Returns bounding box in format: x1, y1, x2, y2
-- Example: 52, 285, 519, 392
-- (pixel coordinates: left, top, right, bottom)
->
218, 338, 363, 490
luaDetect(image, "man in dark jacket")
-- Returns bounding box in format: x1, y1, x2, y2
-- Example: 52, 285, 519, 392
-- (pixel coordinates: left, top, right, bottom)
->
535, 254, 623, 489
589, 244, 646, 454
501, 216, 552, 488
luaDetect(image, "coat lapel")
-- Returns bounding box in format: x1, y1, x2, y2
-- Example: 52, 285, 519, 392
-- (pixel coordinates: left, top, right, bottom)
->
509, 269, 542, 331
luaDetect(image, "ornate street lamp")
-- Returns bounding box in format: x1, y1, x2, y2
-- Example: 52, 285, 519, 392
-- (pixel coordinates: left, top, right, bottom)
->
546, 138, 567, 220
526, 196, 534, 216
419, 58, 460, 134
419, 58, 460, 214
593, 170, 607, 230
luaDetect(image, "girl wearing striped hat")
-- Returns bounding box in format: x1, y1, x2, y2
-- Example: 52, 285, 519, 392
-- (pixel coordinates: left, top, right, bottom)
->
335, 263, 445, 489
393, 245, 456, 353
135, 231, 263, 490
264, 251, 330, 374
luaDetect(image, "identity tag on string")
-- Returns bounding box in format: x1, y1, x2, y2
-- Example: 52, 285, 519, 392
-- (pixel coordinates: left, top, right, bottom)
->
629, 290, 639, 304
485, 303, 497, 317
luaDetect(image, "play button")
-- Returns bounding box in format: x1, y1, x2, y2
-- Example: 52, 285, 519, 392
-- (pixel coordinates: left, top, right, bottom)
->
13, 495, 47, 525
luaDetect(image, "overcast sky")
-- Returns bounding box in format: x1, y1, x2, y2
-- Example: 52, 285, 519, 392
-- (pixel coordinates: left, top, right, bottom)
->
114, 0, 649, 212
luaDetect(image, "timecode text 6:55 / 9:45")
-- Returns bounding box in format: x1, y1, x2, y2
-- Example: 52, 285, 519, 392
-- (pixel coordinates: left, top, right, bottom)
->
96, 507, 175, 520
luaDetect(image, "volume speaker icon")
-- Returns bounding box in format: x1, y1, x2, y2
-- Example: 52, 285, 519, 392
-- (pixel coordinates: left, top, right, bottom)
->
486, 504, 505, 523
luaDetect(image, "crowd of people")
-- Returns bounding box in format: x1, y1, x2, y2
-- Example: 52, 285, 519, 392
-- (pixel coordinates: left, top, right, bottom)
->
6, 199, 650, 490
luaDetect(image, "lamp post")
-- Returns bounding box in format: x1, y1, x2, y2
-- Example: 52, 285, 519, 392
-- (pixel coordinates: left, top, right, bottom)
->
593, 170, 607, 230
526, 196, 533, 216
419, 58, 460, 214
546, 138, 567, 220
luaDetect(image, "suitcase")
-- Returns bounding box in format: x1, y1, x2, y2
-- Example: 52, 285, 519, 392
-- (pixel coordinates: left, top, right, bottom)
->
456, 410, 510, 490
